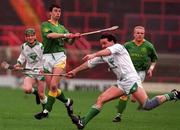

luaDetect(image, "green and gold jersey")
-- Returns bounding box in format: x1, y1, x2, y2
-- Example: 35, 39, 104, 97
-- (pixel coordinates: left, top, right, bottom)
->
124, 40, 158, 71
41, 21, 69, 54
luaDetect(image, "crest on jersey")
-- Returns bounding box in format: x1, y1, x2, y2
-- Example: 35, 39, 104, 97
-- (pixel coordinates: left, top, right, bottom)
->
28, 53, 38, 63
108, 57, 117, 70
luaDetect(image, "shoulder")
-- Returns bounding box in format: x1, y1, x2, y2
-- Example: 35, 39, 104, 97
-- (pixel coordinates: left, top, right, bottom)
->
21, 42, 27, 50
108, 43, 124, 52
58, 24, 69, 32
124, 41, 133, 47
144, 40, 155, 48
124, 41, 132, 45
36, 41, 44, 49
112, 43, 123, 48
41, 21, 49, 26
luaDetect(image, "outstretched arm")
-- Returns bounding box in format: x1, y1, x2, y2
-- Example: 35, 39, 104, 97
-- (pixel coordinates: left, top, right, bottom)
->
47, 32, 81, 39
66, 61, 89, 78
83, 49, 111, 61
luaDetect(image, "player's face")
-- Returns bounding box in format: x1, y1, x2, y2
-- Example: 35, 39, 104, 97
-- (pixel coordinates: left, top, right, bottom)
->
100, 38, 113, 49
51, 7, 61, 21
134, 28, 145, 42
25, 34, 36, 44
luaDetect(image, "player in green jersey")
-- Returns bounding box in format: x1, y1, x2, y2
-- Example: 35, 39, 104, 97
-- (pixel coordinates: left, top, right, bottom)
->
34, 4, 81, 120
113, 26, 158, 122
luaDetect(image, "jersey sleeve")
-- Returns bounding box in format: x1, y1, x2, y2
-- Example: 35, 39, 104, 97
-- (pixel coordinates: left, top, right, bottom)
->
107, 44, 124, 54
61, 25, 69, 34
87, 57, 104, 68
41, 22, 52, 38
17, 45, 26, 65
149, 44, 158, 62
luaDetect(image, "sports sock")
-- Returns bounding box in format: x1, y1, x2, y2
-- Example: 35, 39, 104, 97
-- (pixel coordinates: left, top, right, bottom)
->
43, 91, 56, 112
40, 96, 47, 104
164, 93, 175, 100
117, 96, 128, 114
32, 88, 38, 95
82, 105, 100, 125
56, 89, 68, 103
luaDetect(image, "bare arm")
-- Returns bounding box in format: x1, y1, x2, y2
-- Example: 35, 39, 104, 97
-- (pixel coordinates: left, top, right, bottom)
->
66, 61, 89, 78
83, 49, 111, 61
47, 33, 65, 39
47, 32, 81, 39
147, 62, 156, 78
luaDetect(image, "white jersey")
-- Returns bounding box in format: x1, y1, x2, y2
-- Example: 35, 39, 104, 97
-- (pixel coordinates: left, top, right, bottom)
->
17, 41, 44, 69
88, 44, 141, 94
88, 44, 139, 80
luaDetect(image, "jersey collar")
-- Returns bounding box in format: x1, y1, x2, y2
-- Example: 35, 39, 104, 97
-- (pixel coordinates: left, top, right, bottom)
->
48, 19, 59, 26
132, 39, 145, 46
26, 40, 38, 48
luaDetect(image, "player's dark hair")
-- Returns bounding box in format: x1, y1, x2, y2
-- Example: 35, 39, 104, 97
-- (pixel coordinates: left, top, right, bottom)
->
49, 4, 61, 12
100, 33, 117, 43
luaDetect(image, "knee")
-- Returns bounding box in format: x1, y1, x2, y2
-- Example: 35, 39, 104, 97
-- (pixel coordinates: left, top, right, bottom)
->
142, 98, 160, 111
50, 85, 57, 92
23, 87, 32, 94
142, 100, 153, 110
96, 95, 106, 108
38, 92, 44, 99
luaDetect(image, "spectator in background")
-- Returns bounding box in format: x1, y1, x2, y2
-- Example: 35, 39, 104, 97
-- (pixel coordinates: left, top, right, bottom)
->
34, 4, 81, 119
112, 26, 158, 122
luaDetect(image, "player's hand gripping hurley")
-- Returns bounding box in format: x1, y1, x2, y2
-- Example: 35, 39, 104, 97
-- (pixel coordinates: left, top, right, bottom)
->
1, 61, 31, 71
1, 61, 67, 77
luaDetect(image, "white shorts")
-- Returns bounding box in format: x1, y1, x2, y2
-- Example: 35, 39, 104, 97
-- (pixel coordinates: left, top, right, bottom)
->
25, 70, 45, 81
43, 52, 67, 73
137, 71, 146, 82
117, 75, 142, 95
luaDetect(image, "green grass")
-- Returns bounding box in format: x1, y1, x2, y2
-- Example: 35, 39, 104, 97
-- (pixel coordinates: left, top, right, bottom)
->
0, 87, 180, 130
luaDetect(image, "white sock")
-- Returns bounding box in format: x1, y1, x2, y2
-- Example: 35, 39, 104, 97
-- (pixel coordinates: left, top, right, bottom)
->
65, 98, 70, 106
43, 109, 49, 113
40, 96, 47, 104
31, 88, 35, 93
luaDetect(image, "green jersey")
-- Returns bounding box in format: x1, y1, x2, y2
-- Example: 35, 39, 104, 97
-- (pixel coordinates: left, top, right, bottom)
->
41, 21, 69, 54
124, 40, 158, 71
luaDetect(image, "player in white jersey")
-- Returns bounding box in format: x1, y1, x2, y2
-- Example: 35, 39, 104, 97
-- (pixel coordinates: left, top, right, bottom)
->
66, 33, 180, 129
14, 28, 47, 107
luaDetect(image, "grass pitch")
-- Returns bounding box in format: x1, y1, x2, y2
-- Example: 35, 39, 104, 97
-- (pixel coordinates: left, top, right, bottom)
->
0, 87, 180, 130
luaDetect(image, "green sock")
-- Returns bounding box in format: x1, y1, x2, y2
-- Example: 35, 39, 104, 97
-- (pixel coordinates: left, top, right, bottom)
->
56, 92, 68, 103
44, 95, 55, 112
82, 106, 100, 125
117, 98, 128, 114
164, 93, 175, 100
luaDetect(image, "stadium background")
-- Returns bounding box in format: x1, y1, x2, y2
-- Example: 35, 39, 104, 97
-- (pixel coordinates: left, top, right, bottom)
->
0, 0, 180, 89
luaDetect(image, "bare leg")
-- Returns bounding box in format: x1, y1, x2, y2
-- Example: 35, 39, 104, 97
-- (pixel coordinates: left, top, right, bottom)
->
71, 85, 125, 128
23, 77, 35, 94
132, 86, 178, 110
96, 86, 124, 109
